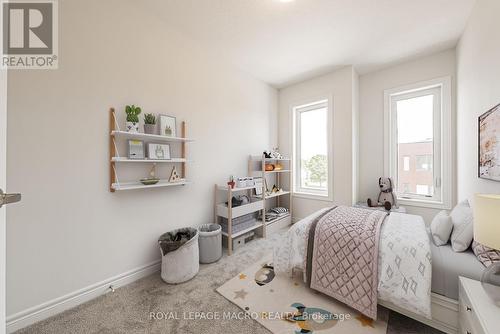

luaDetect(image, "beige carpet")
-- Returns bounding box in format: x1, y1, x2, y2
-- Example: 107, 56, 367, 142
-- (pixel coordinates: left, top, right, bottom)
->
217, 259, 388, 334
15, 230, 443, 334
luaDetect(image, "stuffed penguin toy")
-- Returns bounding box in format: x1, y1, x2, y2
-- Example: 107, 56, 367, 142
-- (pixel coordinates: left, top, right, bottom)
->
367, 177, 397, 211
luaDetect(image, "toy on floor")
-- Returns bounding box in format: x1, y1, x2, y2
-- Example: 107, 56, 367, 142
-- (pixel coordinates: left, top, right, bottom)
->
367, 177, 397, 211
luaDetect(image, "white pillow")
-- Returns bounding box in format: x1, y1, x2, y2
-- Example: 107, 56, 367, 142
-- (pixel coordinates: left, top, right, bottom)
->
450, 200, 474, 252
430, 210, 453, 246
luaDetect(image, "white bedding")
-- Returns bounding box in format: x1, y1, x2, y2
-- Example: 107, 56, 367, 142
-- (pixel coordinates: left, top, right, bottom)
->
273, 208, 432, 318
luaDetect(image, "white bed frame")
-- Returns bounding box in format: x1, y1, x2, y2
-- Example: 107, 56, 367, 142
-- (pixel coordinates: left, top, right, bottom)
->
380, 293, 458, 334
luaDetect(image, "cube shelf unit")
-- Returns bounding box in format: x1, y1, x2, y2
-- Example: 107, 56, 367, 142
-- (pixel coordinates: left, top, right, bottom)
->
213, 154, 293, 255
109, 108, 194, 192
214, 184, 265, 255
248, 154, 292, 235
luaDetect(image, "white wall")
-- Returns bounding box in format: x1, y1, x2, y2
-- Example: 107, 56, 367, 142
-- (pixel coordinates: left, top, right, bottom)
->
278, 66, 358, 220
358, 50, 457, 223
6, 0, 277, 318
352, 69, 360, 205
456, 0, 500, 201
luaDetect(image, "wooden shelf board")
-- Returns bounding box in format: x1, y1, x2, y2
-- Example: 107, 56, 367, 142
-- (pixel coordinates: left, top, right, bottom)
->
249, 155, 290, 161
111, 157, 188, 163
216, 200, 263, 219
259, 213, 291, 225
111, 130, 194, 143
250, 169, 291, 174
111, 179, 190, 191
250, 170, 291, 175
221, 222, 264, 239
217, 184, 261, 191
263, 191, 291, 199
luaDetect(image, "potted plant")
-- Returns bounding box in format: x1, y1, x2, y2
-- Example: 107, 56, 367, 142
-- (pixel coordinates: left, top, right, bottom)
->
125, 105, 141, 133
143, 113, 156, 134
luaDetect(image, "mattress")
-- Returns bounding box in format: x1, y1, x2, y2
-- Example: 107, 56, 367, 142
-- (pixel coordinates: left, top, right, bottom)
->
429, 230, 484, 300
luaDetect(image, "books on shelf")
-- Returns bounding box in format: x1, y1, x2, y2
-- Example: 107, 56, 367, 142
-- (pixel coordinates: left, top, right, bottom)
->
258, 207, 290, 223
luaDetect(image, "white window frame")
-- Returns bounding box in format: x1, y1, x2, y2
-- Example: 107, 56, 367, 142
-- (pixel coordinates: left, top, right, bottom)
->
291, 97, 333, 201
384, 77, 452, 210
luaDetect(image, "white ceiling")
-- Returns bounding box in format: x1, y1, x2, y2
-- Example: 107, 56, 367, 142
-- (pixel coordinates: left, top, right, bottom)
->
144, 0, 476, 88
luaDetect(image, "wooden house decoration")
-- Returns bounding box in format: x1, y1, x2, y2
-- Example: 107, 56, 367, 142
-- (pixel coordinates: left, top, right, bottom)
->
169, 166, 181, 182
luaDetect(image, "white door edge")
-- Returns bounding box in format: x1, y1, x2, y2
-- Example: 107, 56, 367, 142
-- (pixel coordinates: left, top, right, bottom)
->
0, 1, 8, 329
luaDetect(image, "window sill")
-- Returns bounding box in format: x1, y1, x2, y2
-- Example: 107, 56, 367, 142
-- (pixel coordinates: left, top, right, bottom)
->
397, 197, 451, 210
293, 192, 333, 202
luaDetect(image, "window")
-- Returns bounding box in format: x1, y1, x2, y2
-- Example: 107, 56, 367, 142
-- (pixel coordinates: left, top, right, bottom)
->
403, 156, 410, 171
293, 99, 331, 198
416, 185, 431, 196
384, 77, 452, 209
416, 155, 432, 171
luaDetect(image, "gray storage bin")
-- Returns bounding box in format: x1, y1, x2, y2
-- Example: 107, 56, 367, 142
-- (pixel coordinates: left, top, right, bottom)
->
198, 224, 222, 264
158, 228, 199, 284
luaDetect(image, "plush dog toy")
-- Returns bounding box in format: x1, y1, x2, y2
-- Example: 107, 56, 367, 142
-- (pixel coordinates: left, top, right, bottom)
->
367, 177, 397, 211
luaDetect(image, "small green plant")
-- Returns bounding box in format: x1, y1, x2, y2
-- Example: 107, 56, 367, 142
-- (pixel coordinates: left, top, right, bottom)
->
144, 113, 156, 125
125, 105, 142, 123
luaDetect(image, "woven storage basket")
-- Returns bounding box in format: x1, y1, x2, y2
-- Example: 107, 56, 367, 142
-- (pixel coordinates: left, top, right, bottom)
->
158, 228, 199, 284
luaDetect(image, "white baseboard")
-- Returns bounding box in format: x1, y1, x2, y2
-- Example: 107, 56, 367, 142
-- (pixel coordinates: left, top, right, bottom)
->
6, 260, 161, 333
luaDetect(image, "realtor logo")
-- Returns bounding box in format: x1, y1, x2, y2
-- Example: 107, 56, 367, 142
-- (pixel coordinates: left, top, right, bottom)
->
2, 0, 58, 69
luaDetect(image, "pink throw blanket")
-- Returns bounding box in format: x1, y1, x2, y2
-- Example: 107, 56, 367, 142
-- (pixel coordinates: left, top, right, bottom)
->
306, 206, 388, 319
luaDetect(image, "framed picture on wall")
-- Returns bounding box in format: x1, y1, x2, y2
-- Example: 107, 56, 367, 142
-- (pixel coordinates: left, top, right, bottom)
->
147, 143, 171, 160
478, 103, 500, 181
160, 115, 177, 137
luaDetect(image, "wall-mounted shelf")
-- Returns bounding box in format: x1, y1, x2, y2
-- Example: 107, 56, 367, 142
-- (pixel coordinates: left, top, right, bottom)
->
111, 157, 189, 163
111, 130, 194, 143
109, 108, 193, 192
112, 180, 190, 191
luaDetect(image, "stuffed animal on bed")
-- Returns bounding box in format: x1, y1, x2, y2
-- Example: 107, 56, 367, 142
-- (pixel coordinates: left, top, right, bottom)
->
367, 177, 397, 211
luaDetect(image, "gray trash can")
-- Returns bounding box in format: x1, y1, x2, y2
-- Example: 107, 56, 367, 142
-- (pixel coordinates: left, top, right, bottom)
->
198, 224, 222, 264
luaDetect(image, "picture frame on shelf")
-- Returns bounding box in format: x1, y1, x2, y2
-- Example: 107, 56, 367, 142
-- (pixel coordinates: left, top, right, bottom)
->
160, 114, 177, 137
147, 143, 171, 160
479, 103, 500, 181
128, 140, 144, 159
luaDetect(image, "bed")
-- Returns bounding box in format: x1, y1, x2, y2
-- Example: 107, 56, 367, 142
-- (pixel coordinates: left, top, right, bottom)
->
273, 207, 485, 334
430, 230, 484, 299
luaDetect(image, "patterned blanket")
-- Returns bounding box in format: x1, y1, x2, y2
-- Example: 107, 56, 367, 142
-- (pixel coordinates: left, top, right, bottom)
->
305, 206, 387, 319
274, 207, 432, 319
